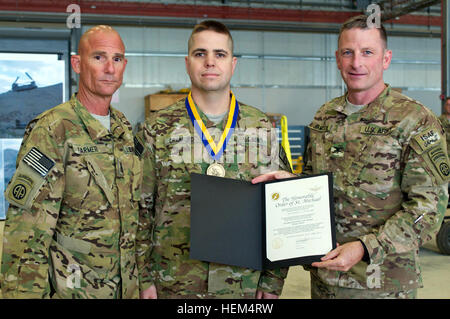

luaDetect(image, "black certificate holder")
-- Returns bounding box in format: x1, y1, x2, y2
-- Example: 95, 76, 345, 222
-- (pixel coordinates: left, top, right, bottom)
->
189, 172, 336, 271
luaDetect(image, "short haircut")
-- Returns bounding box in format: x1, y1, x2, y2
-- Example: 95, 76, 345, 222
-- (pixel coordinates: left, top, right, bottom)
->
338, 14, 388, 49
188, 20, 234, 54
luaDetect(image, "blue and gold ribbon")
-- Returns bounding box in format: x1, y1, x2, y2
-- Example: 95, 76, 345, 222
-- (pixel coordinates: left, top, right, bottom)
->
185, 91, 239, 161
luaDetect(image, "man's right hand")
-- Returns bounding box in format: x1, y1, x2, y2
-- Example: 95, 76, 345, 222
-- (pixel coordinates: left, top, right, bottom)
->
140, 285, 157, 299
251, 170, 296, 184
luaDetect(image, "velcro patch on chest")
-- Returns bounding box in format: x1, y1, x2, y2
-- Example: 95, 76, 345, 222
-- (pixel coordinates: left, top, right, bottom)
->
310, 124, 330, 132
360, 124, 391, 135
72, 143, 112, 155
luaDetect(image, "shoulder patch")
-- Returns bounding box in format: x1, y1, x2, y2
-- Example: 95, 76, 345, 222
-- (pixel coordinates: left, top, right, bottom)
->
23, 147, 55, 177
411, 128, 450, 183
134, 136, 144, 157
5, 148, 55, 210
413, 128, 441, 153
427, 145, 450, 182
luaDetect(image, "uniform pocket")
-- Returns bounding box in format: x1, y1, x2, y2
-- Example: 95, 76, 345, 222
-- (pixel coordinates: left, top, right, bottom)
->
308, 127, 330, 174
48, 240, 119, 299
131, 155, 142, 202
356, 134, 402, 200
84, 155, 115, 205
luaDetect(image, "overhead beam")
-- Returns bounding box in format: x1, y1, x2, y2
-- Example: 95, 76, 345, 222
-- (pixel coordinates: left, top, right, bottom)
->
377, 0, 440, 22
0, 0, 442, 27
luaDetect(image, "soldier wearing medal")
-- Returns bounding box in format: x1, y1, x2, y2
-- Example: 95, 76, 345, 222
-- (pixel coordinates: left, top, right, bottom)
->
254, 15, 449, 299
0, 26, 142, 298
136, 20, 290, 299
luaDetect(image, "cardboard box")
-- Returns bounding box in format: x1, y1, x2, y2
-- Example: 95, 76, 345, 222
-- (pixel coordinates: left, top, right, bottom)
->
145, 93, 187, 118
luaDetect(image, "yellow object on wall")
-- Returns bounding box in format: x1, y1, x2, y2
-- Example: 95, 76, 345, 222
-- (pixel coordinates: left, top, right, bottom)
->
280, 115, 293, 172
292, 156, 303, 174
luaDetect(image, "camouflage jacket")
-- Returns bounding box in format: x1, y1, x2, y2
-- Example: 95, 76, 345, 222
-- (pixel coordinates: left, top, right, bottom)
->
304, 85, 449, 291
136, 97, 289, 298
1, 95, 142, 299
438, 114, 450, 156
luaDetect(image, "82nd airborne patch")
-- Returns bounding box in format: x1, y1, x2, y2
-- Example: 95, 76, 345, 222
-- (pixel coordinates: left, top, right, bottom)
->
5, 147, 55, 210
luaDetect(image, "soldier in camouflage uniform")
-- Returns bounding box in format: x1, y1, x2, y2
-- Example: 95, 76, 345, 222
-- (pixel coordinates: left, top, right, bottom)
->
136, 20, 289, 299
438, 98, 450, 207
438, 97, 450, 156
0, 26, 141, 298
254, 15, 449, 299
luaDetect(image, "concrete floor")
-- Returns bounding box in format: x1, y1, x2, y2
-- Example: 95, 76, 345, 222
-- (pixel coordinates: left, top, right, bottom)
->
280, 234, 450, 299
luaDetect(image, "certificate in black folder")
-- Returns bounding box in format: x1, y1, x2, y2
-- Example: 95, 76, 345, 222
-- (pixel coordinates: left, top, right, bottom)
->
190, 172, 336, 271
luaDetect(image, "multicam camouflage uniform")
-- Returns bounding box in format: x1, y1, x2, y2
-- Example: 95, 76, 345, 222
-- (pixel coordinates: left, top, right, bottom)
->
136, 97, 289, 298
0, 94, 142, 299
303, 85, 449, 298
438, 114, 450, 156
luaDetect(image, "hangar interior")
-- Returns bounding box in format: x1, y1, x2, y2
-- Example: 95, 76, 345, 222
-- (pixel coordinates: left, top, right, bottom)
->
0, 0, 449, 299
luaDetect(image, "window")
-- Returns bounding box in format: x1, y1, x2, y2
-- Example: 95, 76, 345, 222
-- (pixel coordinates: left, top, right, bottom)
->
0, 52, 65, 219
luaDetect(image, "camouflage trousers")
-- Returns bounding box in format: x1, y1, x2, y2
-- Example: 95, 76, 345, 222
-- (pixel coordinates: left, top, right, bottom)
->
310, 272, 417, 299
157, 291, 256, 299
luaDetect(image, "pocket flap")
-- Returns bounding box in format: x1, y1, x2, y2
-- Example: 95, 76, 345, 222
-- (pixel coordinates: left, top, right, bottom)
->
84, 155, 115, 205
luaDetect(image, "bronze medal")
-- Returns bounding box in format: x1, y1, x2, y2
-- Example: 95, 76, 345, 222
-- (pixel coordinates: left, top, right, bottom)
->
206, 162, 226, 177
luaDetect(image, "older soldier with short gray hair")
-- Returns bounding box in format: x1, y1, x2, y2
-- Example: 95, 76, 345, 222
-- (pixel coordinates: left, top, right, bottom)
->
0, 25, 142, 298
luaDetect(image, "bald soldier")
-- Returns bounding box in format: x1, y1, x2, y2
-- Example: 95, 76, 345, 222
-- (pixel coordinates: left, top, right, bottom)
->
0, 26, 142, 298
254, 15, 449, 299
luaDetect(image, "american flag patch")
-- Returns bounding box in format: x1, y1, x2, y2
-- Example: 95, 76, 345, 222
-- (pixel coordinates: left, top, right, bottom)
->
23, 147, 55, 177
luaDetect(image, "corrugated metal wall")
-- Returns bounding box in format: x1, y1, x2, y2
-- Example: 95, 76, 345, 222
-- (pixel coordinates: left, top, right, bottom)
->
86, 25, 441, 128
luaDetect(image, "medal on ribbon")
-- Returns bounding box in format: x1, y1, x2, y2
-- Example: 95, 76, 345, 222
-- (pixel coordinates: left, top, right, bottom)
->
185, 91, 239, 177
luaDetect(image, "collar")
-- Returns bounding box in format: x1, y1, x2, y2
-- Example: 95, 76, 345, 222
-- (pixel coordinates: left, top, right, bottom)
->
70, 94, 125, 141
335, 84, 392, 121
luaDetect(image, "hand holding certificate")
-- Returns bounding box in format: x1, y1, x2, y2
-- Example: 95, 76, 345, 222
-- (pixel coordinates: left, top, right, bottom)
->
190, 172, 336, 270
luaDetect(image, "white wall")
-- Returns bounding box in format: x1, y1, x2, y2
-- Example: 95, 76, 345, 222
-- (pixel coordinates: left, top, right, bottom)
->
92, 26, 441, 129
